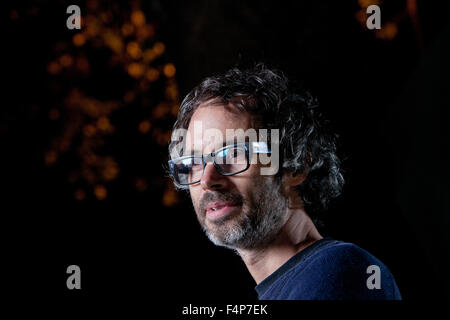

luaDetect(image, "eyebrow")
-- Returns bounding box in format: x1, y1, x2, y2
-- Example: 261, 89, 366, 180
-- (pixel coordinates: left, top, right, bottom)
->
184, 139, 247, 156
183, 149, 202, 156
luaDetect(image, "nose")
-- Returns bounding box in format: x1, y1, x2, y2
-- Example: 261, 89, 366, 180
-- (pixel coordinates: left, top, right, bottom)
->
200, 162, 227, 190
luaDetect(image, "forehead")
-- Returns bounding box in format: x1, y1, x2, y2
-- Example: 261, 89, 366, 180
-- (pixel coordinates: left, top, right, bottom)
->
185, 102, 254, 152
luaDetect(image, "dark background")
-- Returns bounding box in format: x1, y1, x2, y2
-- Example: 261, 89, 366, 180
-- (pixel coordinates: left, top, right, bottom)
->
3, 0, 449, 306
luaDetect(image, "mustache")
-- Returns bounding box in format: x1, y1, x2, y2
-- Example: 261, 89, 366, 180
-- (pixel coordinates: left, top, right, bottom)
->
199, 191, 244, 213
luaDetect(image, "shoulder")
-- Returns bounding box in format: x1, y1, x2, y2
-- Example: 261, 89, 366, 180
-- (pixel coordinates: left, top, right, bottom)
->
285, 240, 402, 300
309, 241, 383, 268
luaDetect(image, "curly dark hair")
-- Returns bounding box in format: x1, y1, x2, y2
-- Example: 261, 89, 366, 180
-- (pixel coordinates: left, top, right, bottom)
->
168, 63, 344, 219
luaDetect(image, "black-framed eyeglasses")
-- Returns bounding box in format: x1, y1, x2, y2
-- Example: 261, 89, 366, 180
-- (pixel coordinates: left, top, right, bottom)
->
168, 142, 271, 186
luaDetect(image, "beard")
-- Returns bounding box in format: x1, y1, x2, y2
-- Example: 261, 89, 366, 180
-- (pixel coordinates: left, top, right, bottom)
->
192, 176, 289, 250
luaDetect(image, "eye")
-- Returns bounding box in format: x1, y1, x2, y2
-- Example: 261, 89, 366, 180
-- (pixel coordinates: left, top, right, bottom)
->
190, 157, 203, 170
176, 158, 193, 172
176, 162, 190, 174
221, 147, 245, 164
229, 148, 243, 158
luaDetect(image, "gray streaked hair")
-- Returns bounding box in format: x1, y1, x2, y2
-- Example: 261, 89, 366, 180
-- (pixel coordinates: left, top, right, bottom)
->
168, 63, 344, 219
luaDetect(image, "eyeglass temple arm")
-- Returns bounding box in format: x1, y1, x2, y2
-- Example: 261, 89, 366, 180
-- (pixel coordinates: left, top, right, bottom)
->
251, 141, 271, 154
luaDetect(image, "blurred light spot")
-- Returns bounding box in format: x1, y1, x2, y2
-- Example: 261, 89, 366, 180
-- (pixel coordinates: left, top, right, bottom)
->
128, 63, 144, 78
355, 9, 368, 26
152, 103, 168, 119
103, 164, 119, 181
97, 116, 111, 132
138, 120, 151, 134
139, 79, 149, 91
74, 189, 86, 201
135, 178, 148, 192
165, 84, 179, 100
122, 23, 134, 37
163, 188, 178, 206
45, 150, 58, 165
87, 0, 99, 11
407, 0, 419, 17
84, 154, 97, 165
68, 172, 80, 183
358, 0, 380, 8
10, 9, 19, 20
123, 91, 135, 103
76, 57, 90, 73
59, 140, 70, 152
27, 7, 39, 16
137, 25, 155, 40
82, 168, 96, 184
143, 49, 157, 62
94, 185, 107, 200
104, 31, 123, 53
60, 54, 74, 67
100, 12, 111, 23
163, 63, 176, 78
126, 41, 142, 59
375, 22, 398, 40
47, 61, 61, 75
48, 108, 60, 120
153, 42, 165, 56
145, 68, 160, 82
171, 104, 179, 116
83, 124, 97, 137
73, 33, 86, 47
85, 15, 100, 37
83, 100, 101, 118
131, 10, 146, 27
153, 128, 171, 145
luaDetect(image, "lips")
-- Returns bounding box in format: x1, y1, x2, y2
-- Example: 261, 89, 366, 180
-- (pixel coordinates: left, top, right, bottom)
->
205, 202, 240, 220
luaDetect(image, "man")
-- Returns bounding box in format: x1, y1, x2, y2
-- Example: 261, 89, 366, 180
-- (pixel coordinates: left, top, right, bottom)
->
168, 64, 401, 300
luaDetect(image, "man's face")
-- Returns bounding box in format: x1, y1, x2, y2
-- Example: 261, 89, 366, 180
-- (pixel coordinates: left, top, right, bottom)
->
185, 102, 289, 250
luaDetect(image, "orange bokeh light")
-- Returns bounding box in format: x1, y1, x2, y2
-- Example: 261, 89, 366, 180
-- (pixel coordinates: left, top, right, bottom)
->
163, 63, 176, 78
94, 185, 107, 200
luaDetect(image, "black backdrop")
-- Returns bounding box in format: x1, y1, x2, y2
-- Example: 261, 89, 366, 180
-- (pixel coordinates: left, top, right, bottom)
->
3, 0, 449, 309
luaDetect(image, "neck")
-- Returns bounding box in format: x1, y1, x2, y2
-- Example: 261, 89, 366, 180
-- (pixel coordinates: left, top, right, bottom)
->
237, 208, 322, 284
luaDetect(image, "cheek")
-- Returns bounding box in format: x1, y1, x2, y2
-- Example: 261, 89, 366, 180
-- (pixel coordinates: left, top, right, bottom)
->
233, 170, 262, 201
188, 187, 200, 206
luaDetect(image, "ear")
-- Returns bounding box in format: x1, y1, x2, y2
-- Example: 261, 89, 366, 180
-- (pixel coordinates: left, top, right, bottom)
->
283, 171, 307, 209
284, 171, 307, 188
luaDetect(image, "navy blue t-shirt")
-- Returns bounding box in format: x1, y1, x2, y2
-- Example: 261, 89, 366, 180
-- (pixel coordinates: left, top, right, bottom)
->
255, 237, 402, 300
